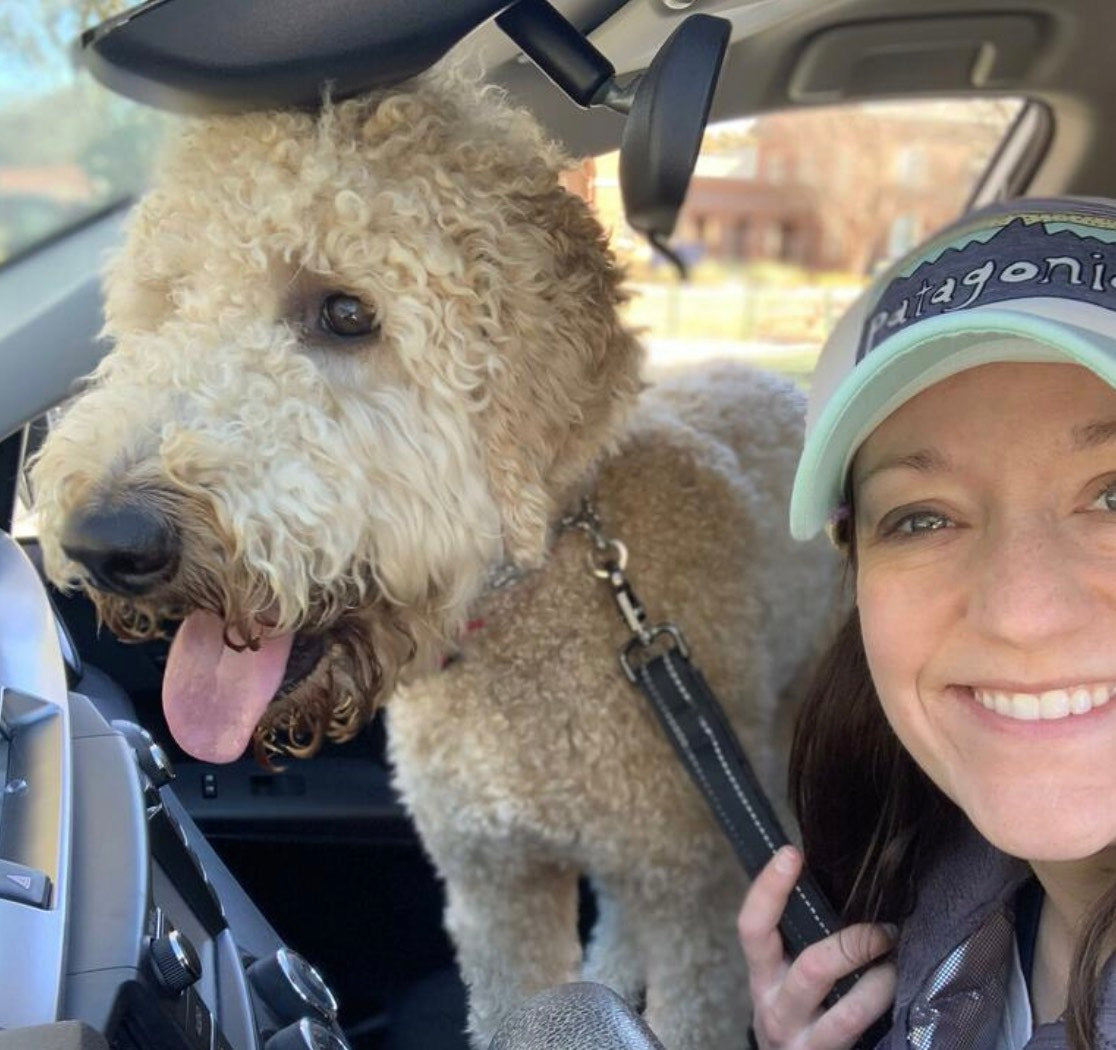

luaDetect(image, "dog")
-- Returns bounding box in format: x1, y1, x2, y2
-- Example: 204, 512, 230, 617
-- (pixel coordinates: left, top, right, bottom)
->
32, 68, 841, 1049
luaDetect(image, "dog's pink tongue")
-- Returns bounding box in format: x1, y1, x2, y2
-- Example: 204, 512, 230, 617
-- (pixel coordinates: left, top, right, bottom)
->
162, 610, 294, 763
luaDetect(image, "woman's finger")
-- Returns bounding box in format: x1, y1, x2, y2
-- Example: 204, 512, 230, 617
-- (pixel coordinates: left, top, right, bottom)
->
737, 846, 804, 991
807, 959, 897, 1050
775, 922, 896, 1021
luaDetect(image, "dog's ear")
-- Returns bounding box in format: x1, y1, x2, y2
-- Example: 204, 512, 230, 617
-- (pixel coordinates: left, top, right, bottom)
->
485, 452, 553, 568
475, 184, 644, 567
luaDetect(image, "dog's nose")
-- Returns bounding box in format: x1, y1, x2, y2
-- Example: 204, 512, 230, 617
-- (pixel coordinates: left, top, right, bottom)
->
60, 502, 180, 596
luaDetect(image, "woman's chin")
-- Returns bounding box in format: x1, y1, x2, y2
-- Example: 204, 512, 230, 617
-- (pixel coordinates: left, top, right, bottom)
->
969, 803, 1116, 864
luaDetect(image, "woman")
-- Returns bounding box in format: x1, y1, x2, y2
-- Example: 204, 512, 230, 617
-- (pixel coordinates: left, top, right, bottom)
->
739, 197, 1116, 1050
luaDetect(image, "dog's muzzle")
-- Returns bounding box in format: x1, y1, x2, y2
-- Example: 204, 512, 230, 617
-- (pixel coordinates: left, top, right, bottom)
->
60, 501, 181, 597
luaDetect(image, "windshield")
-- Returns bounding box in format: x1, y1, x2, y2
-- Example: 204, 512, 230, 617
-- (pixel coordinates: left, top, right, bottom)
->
0, 1, 164, 267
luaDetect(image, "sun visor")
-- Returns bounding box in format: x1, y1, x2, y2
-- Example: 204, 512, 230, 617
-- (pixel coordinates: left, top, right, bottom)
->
79, 0, 512, 113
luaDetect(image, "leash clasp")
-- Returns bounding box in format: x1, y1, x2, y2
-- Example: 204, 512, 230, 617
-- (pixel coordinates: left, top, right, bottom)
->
619, 625, 690, 683
563, 498, 690, 681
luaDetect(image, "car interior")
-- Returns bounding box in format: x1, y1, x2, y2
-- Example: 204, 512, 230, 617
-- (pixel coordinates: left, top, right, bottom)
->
1, 0, 1115, 1047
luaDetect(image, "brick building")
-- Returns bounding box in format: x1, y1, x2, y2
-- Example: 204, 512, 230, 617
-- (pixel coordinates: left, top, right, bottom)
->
587, 100, 1017, 274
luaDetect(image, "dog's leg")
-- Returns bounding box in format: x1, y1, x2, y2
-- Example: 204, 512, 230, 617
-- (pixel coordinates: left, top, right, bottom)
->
633, 865, 751, 1050
443, 859, 582, 1050
582, 878, 646, 1007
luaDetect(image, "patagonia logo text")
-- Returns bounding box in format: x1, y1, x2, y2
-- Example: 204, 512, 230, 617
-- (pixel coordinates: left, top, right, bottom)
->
858, 217, 1116, 360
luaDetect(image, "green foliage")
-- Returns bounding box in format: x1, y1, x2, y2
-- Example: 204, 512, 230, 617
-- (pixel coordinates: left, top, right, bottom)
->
0, 1, 165, 263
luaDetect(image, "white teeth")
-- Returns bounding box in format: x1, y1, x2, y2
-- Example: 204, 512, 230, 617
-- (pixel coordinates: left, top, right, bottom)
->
1071, 688, 1093, 715
1040, 690, 1070, 720
973, 683, 1116, 721
1010, 693, 1040, 720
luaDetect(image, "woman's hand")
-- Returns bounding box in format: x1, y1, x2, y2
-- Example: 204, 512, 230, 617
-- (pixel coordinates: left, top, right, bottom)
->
737, 846, 898, 1050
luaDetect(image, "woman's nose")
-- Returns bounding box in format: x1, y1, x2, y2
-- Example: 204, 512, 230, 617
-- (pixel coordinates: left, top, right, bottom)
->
965, 519, 1092, 646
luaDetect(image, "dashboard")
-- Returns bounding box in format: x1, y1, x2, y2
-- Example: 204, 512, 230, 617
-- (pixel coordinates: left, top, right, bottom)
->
0, 530, 352, 1050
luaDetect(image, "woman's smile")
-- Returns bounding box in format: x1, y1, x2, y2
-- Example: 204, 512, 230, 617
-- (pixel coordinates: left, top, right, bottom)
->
969, 681, 1116, 720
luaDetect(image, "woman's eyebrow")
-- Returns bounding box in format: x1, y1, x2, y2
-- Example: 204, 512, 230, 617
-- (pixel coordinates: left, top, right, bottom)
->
1071, 419, 1116, 451
854, 447, 951, 490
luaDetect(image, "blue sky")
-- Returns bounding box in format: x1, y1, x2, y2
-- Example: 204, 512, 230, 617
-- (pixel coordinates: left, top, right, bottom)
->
0, 1, 85, 100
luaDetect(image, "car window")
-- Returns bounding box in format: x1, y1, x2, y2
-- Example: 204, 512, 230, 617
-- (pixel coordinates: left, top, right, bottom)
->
4, 1, 162, 537
574, 98, 1025, 387
0, 1, 164, 267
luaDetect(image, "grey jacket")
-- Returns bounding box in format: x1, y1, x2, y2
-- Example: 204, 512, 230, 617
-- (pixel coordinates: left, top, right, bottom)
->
877, 822, 1116, 1049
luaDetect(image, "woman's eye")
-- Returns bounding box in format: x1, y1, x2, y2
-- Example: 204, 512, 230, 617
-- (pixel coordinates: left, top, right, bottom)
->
1088, 483, 1116, 513
320, 293, 379, 338
883, 509, 954, 537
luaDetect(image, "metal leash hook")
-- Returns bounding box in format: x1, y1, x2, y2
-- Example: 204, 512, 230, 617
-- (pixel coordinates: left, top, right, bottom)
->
562, 499, 689, 681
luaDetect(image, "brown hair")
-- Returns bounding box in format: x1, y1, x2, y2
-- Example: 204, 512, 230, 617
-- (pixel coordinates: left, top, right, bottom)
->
790, 567, 1115, 1048
789, 608, 957, 925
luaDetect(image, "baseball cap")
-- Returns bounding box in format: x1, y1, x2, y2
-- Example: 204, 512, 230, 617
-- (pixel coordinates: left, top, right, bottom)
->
789, 196, 1116, 541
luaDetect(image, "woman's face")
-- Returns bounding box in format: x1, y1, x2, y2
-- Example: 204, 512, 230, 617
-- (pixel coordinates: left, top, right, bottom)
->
854, 361, 1116, 862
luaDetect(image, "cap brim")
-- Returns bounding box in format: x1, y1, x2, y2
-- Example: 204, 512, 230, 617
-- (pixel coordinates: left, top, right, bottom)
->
789, 306, 1116, 539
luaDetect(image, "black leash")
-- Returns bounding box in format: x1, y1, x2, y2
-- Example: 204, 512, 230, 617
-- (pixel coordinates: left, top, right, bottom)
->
562, 501, 888, 1048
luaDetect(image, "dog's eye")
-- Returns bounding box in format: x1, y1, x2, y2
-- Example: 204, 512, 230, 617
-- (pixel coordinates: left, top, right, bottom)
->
320, 294, 379, 338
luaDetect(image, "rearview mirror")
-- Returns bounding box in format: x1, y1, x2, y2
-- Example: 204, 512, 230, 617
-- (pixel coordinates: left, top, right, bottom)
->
618, 16, 731, 265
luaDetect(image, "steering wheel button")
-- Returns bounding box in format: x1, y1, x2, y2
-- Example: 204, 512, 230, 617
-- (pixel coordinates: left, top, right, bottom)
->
0, 859, 51, 908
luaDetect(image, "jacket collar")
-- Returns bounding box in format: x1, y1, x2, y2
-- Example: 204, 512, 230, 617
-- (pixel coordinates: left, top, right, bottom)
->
889, 820, 1116, 1048
894, 818, 1029, 1014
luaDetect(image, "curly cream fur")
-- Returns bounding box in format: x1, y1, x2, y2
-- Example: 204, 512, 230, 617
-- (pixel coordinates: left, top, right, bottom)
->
32, 67, 841, 1048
